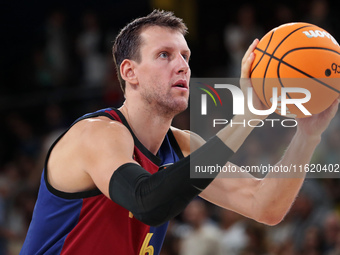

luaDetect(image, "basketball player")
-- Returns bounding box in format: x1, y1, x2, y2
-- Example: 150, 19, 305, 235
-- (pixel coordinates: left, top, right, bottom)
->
20, 10, 339, 255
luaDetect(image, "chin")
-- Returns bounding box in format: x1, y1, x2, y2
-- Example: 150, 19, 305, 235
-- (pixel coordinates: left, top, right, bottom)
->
175, 97, 188, 110
172, 101, 188, 116
160, 100, 188, 118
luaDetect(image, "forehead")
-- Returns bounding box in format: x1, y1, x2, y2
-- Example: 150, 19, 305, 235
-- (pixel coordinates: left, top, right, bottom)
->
139, 26, 190, 52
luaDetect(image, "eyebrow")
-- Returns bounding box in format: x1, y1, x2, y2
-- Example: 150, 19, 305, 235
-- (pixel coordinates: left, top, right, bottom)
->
156, 46, 191, 55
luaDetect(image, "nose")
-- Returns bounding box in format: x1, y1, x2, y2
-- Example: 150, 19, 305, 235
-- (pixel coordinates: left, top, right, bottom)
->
175, 54, 190, 74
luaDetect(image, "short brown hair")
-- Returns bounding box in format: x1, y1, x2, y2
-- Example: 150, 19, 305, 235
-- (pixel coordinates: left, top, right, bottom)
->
112, 10, 188, 93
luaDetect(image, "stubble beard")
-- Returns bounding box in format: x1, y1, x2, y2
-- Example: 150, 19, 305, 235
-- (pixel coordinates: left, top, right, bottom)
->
141, 87, 188, 119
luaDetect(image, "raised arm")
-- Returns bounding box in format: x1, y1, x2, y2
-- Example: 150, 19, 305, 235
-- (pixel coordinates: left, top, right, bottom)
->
199, 99, 338, 225
197, 40, 339, 225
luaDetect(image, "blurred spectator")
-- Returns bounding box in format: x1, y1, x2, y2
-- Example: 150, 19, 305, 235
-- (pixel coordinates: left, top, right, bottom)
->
290, 180, 331, 252
0, 163, 31, 254
161, 221, 182, 255
266, 208, 296, 255
76, 12, 108, 87
179, 199, 222, 255
44, 11, 71, 86
241, 221, 268, 255
300, 226, 324, 255
224, 4, 263, 77
323, 212, 340, 254
219, 209, 248, 255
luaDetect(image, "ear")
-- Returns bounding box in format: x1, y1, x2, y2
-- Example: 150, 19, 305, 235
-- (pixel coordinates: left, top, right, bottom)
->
120, 59, 138, 85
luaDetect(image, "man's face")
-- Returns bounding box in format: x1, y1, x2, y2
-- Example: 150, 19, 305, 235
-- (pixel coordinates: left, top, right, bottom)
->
134, 26, 191, 116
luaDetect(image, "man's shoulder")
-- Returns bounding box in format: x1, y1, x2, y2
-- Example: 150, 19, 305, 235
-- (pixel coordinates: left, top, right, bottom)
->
56, 116, 134, 158
170, 126, 189, 139
72, 116, 131, 139
170, 127, 205, 156
47, 116, 135, 193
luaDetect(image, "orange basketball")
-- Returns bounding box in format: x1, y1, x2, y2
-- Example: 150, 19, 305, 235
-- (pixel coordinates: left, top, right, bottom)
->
250, 22, 340, 118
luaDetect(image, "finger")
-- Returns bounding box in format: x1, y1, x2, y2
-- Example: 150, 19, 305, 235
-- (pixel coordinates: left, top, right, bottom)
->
241, 39, 259, 79
329, 97, 339, 117
242, 39, 259, 66
319, 97, 339, 120
241, 52, 255, 79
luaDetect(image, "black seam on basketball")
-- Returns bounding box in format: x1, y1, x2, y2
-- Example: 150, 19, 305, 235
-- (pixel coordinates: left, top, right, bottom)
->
251, 31, 275, 76
261, 32, 277, 107
250, 31, 275, 108
255, 48, 294, 101
255, 46, 340, 94
262, 25, 314, 106
278, 47, 340, 94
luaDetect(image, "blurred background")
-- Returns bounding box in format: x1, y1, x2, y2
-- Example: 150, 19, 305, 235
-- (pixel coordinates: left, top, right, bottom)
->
1, 0, 340, 254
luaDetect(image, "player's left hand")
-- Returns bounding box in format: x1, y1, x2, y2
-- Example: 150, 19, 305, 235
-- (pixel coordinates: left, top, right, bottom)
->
296, 97, 339, 137
240, 39, 269, 120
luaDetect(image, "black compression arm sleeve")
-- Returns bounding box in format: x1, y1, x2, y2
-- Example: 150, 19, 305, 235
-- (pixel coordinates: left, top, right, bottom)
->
109, 135, 233, 226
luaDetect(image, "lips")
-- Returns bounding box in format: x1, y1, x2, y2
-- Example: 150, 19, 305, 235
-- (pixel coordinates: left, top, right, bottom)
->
172, 80, 188, 89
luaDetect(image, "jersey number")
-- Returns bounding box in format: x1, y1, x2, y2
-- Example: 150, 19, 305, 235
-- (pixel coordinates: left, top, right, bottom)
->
139, 233, 154, 255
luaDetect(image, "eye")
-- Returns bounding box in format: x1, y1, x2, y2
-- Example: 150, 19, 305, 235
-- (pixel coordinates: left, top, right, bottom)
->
159, 52, 169, 59
182, 54, 190, 62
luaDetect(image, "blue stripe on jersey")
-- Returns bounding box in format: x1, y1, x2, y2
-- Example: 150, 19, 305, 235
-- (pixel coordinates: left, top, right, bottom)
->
20, 172, 83, 255
149, 134, 180, 254
149, 222, 169, 254
158, 133, 180, 167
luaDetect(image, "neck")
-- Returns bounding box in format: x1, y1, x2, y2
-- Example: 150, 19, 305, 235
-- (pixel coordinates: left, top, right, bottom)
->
119, 100, 173, 155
